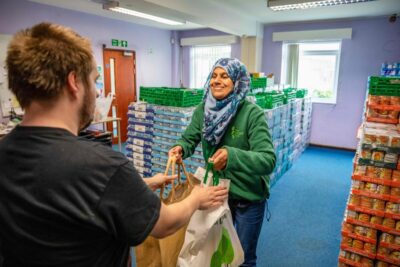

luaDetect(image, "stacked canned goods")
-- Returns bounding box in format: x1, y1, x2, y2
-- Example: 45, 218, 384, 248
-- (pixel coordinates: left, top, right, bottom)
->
339, 77, 400, 266
126, 102, 154, 178
150, 105, 205, 183
264, 97, 312, 187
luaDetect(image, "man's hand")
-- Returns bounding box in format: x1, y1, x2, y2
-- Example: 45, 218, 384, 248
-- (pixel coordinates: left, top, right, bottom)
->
145, 173, 177, 191
210, 148, 228, 171
168, 146, 183, 163
191, 185, 228, 210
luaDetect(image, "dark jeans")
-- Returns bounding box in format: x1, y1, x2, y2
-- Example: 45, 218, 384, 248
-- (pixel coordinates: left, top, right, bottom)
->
229, 199, 266, 267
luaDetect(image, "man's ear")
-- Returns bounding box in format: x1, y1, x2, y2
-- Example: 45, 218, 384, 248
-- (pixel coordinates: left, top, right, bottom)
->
66, 71, 80, 98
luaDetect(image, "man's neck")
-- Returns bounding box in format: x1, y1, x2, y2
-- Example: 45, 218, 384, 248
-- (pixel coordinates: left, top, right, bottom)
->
21, 100, 80, 135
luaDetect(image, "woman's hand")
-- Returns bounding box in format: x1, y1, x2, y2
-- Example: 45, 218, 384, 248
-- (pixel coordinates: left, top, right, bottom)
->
145, 173, 177, 191
210, 148, 228, 170
168, 146, 183, 163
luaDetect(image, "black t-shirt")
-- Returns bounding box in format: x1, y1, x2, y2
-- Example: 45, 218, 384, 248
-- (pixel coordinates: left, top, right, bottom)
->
0, 126, 161, 267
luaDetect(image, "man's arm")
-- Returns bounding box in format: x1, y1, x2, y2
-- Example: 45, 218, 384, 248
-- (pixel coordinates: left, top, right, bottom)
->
150, 185, 228, 238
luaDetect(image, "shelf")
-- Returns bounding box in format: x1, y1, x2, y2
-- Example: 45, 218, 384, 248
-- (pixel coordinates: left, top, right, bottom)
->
347, 204, 385, 217
340, 244, 376, 259
384, 212, 400, 220
375, 224, 400, 236
352, 174, 400, 188
379, 241, 400, 251
338, 257, 364, 267
368, 103, 400, 111
346, 218, 380, 232
376, 254, 400, 265
342, 230, 377, 244
351, 189, 392, 202
366, 117, 398, 124
368, 104, 400, 111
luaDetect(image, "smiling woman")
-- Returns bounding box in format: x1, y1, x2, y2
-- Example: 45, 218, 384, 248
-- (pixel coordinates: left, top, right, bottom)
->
169, 58, 276, 266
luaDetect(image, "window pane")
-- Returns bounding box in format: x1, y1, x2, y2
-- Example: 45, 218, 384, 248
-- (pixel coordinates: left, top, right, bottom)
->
190, 45, 231, 88
297, 54, 337, 99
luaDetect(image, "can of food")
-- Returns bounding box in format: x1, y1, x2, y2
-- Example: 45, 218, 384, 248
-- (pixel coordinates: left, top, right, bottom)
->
383, 218, 396, 228
372, 151, 385, 161
390, 187, 400, 197
392, 170, 400, 181
366, 166, 377, 177
364, 133, 377, 144
343, 222, 354, 232
377, 246, 390, 255
365, 182, 378, 193
380, 168, 393, 180
370, 216, 383, 225
367, 108, 379, 117
354, 165, 367, 176
347, 210, 358, 219
391, 96, 400, 105
368, 95, 380, 105
377, 135, 390, 146
361, 149, 372, 160
390, 250, 400, 260
360, 257, 373, 267
396, 220, 400, 231
391, 137, 400, 148
349, 195, 361, 206
384, 153, 398, 163
377, 109, 389, 118
366, 228, 377, 239
363, 242, 376, 254
381, 96, 391, 105
378, 185, 391, 195
380, 233, 394, 243
360, 196, 373, 209
350, 252, 361, 262
375, 260, 389, 267
372, 199, 385, 211
389, 111, 400, 119
386, 202, 399, 213
358, 213, 370, 223
342, 236, 353, 246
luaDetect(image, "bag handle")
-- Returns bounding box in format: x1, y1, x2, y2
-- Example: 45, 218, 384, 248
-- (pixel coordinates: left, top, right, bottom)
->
159, 156, 193, 200
203, 160, 220, 186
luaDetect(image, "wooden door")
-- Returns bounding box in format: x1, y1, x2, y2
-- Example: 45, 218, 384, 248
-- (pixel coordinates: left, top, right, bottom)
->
103, 49, 136, 144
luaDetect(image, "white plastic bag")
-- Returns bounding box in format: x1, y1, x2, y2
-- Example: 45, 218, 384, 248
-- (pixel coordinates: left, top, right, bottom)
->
177, 169, 244, 267
94, 93, 113, 121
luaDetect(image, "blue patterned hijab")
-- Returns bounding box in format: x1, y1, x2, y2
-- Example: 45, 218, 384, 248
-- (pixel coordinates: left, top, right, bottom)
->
203, 58, 250, 146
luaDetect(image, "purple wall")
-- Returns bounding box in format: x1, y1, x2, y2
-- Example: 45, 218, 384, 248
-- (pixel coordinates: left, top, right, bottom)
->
0, 0, 173, 116
263, 18, 400, 149
177, 28, 241, 87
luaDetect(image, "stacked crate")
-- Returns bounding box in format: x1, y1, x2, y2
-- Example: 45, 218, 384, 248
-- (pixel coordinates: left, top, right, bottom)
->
126, 102, 154, 178
264, 95, 312, 187
300, 96, 312, 153
151, 105, 205, 178
338, 76, 400, 267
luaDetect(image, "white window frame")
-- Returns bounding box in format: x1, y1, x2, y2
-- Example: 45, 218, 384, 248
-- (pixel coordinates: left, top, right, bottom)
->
281, 40, 342, 104
189, 45, 231, 89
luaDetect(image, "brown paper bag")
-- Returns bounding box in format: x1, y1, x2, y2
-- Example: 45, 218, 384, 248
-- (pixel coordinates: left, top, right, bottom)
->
135, 158, 198, 267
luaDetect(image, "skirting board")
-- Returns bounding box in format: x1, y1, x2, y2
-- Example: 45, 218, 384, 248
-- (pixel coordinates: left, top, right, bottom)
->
309, 143, 356, 152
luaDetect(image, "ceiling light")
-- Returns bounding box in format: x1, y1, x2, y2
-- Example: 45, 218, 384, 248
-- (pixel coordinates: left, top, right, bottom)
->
267, 0, 376, 11
103, 1, 185, 25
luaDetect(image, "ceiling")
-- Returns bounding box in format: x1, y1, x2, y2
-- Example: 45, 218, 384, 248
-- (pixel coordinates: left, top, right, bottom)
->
30, 0, 400, 36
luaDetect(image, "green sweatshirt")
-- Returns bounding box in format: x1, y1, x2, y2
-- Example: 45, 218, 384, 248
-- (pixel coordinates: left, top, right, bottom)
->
175, 100, 276, 201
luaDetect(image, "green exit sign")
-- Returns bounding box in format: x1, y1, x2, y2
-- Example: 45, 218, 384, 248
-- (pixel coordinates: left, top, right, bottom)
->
111, 39, 128, 47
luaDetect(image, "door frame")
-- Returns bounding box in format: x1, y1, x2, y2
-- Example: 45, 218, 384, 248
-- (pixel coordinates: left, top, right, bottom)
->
102, 46, 137, 144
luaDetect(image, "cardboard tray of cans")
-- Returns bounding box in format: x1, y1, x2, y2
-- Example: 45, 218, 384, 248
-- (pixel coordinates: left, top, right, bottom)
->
366, 95, 400, 124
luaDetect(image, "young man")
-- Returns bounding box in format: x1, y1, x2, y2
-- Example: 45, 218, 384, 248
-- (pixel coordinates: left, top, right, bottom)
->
0, 22, 228, 267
